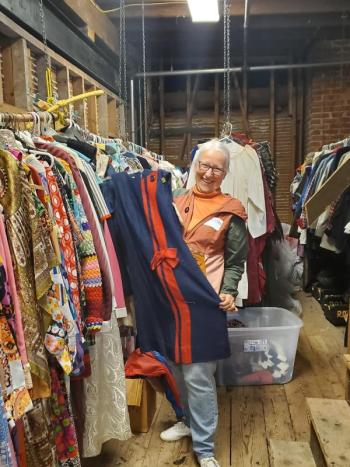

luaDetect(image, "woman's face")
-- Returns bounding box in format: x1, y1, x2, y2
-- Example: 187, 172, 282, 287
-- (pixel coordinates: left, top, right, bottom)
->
195, 149, 227, 193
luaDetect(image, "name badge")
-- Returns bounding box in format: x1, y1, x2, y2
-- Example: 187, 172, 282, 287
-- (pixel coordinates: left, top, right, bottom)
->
204, 217, 223, 231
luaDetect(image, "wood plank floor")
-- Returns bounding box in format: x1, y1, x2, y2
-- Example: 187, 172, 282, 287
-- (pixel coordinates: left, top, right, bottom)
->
82, 292, 346, 467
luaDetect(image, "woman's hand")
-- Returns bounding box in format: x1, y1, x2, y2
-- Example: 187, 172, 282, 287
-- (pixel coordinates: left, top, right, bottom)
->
219, 293, 238, 312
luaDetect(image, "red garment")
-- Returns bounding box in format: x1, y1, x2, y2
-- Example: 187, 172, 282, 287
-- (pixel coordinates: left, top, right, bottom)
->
246, 175, 276, 304
125, 349, 181, 407
238, 370, 274, 385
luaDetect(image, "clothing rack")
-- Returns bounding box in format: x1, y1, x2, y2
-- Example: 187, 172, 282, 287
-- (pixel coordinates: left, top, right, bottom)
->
0, 111, 165, 163
0, 111, 57, 128
66, 120, 165, 161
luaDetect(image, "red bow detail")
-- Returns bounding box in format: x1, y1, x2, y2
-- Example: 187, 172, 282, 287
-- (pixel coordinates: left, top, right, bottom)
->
150, 248, 180, 270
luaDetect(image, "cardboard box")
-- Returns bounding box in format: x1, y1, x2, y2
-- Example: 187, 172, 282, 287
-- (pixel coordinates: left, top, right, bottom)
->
126, 378, 157, 433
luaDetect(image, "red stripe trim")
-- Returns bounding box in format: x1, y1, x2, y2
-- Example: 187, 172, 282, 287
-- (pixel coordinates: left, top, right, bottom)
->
146, 173, 192, 364
141, 175, 180, 362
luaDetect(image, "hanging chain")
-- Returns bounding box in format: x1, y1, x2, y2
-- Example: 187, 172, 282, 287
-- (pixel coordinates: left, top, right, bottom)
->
223, 0, 231, 123
38, 0, 55, 104
38, 0, 50, 70
142, 0, 148, 148
119, 0, 128, 137
223, 0, 227, 122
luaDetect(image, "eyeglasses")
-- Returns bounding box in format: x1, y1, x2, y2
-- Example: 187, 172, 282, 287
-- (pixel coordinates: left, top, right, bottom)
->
197, 161, 225, 176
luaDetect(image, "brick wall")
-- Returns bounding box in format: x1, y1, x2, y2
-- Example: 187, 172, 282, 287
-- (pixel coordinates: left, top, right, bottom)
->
305, 39, 350, 153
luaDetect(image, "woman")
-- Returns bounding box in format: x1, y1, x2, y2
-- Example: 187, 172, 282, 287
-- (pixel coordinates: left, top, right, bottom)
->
160, 140, 248, 467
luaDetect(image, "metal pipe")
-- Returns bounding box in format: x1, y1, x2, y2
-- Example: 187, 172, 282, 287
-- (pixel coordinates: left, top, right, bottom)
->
243, 0, 249, 71
130, 78, 136, 142
138, 79, 143, 146
134, 60, 350, 78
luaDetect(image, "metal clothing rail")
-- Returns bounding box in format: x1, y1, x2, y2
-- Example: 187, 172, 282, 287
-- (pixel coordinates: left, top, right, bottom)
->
133, 60, 350, 78
131, 59, 350, 143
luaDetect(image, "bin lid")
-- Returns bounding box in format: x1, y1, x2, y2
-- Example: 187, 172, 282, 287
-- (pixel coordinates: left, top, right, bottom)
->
226, 307, 303, 332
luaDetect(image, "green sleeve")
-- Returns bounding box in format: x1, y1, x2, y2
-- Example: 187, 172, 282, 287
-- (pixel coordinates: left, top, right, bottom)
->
220, 216, 248, 297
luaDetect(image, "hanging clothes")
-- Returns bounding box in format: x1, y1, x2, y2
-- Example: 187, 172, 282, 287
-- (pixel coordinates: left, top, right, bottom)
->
82, 313, 131, 457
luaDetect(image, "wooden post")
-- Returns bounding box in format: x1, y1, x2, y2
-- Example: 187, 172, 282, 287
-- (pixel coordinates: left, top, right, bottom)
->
0, 47, 4, 104
12, 39, 32, 109
243, 68, 248, 131
289, 68, 298, 169
269, 69, 276, 160
159, 76, 165, 154
2, 39, 32, 110
108, 97, 118, 137
56, 66, 71, 100
36, 54, 48, 101
72, 75, 86, 127
233, 73, 249, 135
296, 69, 305, 166
181, 75, 200, 160
186, 75, 192, 155
1, 46, 13, 106
97, 92, 108, 137
85, 83, 98, 134
214, 74, 220, 137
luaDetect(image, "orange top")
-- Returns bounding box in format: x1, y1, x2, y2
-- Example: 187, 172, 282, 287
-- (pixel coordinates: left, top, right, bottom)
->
188, 186, 228, 231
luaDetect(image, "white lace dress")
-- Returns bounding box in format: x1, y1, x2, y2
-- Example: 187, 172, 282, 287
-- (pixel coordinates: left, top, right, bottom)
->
82, 312, 132, 457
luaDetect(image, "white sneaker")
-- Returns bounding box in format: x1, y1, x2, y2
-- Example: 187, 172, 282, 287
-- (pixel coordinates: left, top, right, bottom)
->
160, 421, 191, 442
199, 457, 220, 467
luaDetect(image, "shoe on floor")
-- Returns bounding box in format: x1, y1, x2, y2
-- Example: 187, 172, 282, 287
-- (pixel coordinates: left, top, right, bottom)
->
160, 421, 191, 442
199, 457, 220, 467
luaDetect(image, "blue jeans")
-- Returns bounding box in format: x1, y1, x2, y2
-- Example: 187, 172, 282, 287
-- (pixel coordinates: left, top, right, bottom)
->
168, 360, 218, 460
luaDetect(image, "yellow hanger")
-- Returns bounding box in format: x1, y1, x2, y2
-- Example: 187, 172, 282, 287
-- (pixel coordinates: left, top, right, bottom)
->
46, 90, 104, 113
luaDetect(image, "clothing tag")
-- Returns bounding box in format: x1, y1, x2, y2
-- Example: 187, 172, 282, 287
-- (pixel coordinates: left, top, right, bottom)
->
96, 152, 110, 178
243, 339, 268, 352
204, 217, 224, 231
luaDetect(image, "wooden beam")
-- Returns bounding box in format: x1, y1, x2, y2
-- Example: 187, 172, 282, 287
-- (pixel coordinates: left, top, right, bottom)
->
114, 0, 350, 18
214, 74, 220, 137
269, 69, 276, 160
63, 0, 119, 54
159, 76, 165, 154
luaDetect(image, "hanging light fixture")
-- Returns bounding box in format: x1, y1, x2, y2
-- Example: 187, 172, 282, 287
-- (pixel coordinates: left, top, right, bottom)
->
187, 0, 220, 22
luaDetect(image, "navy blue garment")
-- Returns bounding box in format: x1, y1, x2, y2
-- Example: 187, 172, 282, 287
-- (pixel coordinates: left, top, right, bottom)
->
102, 170, 230, 364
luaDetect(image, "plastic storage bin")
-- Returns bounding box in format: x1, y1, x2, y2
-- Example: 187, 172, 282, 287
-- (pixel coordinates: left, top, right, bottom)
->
215, 307, 303, 386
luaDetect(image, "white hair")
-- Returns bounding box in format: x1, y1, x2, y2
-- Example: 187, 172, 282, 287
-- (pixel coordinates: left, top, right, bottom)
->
196, 139, 230, 171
